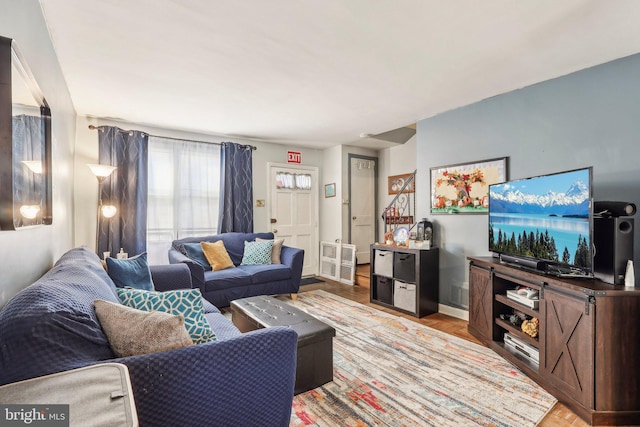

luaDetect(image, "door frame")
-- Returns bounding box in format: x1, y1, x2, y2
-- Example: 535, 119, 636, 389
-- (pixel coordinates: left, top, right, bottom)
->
348, 154, 378, 248
267, 162, 320, 276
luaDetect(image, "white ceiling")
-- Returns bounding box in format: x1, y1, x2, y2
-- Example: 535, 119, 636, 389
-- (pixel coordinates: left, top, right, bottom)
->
39, 0, 640, 149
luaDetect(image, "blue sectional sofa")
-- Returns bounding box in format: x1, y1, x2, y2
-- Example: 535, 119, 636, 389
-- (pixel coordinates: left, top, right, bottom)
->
169, 232, 305, 307
0, 246, 298, 427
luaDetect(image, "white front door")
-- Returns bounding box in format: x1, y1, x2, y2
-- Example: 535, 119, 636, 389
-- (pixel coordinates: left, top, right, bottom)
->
268, 164, 319, 277
350, 156, 376, 264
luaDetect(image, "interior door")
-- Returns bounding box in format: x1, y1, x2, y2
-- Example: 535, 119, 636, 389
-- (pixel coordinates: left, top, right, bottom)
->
350, 156, 376, 264
269, 164, 319, 277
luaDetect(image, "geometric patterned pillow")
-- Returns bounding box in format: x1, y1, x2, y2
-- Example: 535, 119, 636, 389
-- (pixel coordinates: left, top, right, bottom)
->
256, 238, 284, 264
240, 240, 273, 265
116, 288, 216, 344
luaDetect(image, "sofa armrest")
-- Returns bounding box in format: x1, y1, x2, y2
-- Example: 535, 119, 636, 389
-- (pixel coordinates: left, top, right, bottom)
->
168, 248, 206, 292
149, 264, 193, 291
116, 327, 297, 427
280, 246, 304, 289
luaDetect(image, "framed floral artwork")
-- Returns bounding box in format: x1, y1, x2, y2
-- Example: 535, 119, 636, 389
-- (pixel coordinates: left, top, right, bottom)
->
430, 157, 507, 214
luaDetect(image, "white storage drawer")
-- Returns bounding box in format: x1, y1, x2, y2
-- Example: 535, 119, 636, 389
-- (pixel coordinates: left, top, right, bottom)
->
394, 280, 416, 313
374, 250, 394, 277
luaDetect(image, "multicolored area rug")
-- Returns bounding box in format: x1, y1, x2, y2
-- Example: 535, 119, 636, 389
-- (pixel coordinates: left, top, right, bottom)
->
282, 290, 556, 427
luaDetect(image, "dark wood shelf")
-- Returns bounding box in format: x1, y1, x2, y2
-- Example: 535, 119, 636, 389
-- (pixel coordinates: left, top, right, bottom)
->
493, 342, 539, 375
495, 318, 539, 348
495, 294, 539, 318
468, 256, 640, 426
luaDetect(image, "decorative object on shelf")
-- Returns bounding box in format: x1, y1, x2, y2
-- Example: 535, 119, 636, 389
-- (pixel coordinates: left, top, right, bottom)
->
393, 226, 409, 246
388, 173, 415, 195
626, 260, 635, 288
116, 248, 128, 260
430, 157, 507, 214
324, 182, 336, 198
500, 313, 523, 327
521, 317, 539, 338
384, 230, 394, 245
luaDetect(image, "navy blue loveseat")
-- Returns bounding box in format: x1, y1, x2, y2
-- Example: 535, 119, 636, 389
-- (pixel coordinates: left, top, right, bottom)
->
169, 232, 304, 307
0, 246, 298, 427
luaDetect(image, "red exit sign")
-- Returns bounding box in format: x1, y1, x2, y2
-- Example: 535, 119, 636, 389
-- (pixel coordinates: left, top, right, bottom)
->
287, 151, 302, 164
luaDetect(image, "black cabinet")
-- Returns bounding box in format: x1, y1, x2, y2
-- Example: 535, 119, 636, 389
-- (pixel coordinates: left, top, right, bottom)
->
370, 244, 439, 318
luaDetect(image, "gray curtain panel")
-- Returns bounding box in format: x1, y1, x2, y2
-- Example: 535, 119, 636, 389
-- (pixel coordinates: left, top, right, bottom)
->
98, 126, 149, 256
218, 142, 253, 233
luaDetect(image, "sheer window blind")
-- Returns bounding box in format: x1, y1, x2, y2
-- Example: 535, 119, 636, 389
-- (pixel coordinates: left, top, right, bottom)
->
147, 137, 220, 264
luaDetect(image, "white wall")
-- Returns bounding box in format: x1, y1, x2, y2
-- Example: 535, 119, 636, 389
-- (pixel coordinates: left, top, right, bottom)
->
376, 136, 417, 239
74, 116, 325, 250
320, 145, 343, 243
0, 0, 77, 306
416, 52, 640, 312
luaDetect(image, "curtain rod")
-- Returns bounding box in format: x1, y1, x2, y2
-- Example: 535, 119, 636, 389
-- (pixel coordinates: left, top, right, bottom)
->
88, 125, 257, 150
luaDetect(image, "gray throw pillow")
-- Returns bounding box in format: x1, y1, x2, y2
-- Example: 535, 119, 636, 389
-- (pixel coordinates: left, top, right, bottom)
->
94, 299, 193, 357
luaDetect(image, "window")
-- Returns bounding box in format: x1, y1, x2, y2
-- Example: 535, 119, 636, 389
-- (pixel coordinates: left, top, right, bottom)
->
275, 172, 312, 190
147, 136, 220, 264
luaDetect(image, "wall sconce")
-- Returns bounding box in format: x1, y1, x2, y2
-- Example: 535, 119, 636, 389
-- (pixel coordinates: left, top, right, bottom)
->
19, 161, 43, 223
21, 160, 43, 174
88, 163, 117, 251
19, 204, 41, 219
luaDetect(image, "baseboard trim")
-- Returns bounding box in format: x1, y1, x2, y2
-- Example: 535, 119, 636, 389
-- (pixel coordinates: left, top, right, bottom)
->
438, 304, 469, 321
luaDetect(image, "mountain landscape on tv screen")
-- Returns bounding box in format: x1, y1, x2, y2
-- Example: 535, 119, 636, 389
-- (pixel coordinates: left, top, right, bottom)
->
489, 180, 589, 217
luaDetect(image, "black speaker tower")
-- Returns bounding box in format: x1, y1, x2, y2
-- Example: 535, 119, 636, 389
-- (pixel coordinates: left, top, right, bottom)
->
593, 216, 634, 285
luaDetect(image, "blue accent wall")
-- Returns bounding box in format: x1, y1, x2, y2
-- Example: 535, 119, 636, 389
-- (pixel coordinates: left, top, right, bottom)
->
416, 53, 640, 310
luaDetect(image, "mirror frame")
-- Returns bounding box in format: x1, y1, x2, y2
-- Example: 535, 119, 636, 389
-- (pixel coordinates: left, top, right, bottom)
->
0, 36, 52, 230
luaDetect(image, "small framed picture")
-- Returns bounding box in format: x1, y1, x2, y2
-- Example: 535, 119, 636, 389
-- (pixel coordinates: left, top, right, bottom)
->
388, 173, 415, 195
324, 183, 336, 198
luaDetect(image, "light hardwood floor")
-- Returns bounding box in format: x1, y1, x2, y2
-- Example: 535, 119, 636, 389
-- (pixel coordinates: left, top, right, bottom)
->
302, 268, 588, 427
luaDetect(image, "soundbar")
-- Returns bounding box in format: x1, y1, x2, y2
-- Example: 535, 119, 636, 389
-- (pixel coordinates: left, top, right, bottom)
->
500, 254, 547, 271
594, 201, 637, 217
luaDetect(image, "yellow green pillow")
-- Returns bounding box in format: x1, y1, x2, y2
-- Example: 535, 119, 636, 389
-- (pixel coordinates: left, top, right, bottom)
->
201, 240, 235, 271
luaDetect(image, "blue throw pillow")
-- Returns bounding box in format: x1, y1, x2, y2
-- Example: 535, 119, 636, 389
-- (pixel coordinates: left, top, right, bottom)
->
116, 287, 216, 344
106, 252, 154, 291
183, 243, 212, 271
240, 240, 273, 265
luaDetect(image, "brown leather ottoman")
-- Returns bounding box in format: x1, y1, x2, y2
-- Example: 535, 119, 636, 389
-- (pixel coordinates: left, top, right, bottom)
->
230, 295, 336, 395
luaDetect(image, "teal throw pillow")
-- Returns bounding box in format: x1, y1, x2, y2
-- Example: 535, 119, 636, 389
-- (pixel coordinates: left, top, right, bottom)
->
116, 287, 216, 344
183, 243, 212, 271
240, 240, 273, 265
106, 252, 154, 291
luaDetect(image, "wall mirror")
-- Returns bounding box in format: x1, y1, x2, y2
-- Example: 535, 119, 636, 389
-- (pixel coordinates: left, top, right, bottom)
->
0, 36, 52, 230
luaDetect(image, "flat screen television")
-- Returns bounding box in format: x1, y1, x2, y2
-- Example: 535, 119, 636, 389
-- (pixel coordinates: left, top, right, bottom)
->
488, 167, 593, 277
